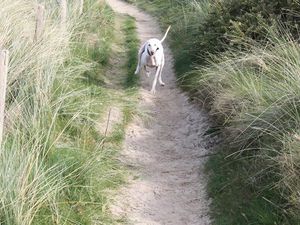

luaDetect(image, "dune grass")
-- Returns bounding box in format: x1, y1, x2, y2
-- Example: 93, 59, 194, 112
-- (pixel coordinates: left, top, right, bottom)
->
0, 0, 139, 224
192, 31, 300, 224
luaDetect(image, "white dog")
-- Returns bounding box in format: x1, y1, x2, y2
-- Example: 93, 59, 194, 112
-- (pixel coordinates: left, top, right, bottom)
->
134, 26, 171, 94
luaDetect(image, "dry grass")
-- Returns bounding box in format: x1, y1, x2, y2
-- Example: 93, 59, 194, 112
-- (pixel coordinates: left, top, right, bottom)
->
0, 0, 124, 224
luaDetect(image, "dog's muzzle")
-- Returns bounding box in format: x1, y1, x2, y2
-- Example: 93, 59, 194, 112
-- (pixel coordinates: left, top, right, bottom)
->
147, 48, 154, 56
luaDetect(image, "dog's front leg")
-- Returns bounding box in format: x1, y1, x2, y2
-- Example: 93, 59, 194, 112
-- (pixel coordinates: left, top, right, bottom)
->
144, 66, 150, 77
151, 66, 161, 94
158, 68, 165, 86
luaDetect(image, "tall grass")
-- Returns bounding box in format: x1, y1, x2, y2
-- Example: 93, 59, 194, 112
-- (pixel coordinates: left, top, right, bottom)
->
0, 0, 122, 224
191, 30, 300, 223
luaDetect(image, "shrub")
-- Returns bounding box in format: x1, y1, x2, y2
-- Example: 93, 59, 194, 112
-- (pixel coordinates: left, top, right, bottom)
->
190, 0, 300, 64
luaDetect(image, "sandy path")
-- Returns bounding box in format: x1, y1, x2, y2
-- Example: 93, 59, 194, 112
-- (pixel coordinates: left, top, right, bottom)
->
106, 0, 211, 224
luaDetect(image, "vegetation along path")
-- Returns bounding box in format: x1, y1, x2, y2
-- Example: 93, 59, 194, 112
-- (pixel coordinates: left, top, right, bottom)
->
106, 0, 212, 224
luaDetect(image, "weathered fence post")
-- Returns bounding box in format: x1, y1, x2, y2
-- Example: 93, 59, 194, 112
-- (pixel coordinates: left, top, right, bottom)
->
34, 4, 45, 42
0, 50, 9, 147
60, 0, 67, 28
79, 0, 84, 15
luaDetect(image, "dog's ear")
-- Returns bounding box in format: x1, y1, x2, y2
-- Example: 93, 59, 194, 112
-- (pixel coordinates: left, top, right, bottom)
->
146, 44, 150, 53
139, 42, 147, 55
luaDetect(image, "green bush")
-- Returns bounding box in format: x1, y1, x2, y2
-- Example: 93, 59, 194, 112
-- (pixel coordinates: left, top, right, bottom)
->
191, 0, 300, 63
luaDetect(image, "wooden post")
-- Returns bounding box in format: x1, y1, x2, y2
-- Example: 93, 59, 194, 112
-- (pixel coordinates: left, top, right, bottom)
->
79, 0, 84, 15
0, 50, 9, 147
34, 4, 45, 42
60, 0, 67, 28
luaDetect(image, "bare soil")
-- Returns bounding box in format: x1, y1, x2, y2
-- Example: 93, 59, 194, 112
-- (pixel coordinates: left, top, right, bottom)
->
106, 0, 212, 224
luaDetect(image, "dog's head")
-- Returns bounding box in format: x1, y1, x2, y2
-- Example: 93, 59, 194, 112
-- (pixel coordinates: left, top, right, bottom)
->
146, 39, 161, 56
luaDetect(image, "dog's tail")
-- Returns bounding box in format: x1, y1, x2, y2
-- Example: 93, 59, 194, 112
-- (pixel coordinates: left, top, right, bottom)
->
160, 25, 171, 43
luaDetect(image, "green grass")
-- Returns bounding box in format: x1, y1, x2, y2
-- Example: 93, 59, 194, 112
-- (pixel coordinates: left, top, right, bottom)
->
207, 151, 287, 225
123, 16, 140, 88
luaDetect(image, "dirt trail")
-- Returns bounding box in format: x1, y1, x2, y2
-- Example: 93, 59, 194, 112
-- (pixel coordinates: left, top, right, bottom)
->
106, 0, 211, 224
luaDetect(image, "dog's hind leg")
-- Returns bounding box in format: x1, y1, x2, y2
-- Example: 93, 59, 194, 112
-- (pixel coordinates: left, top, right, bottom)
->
150, 66, 160, 94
